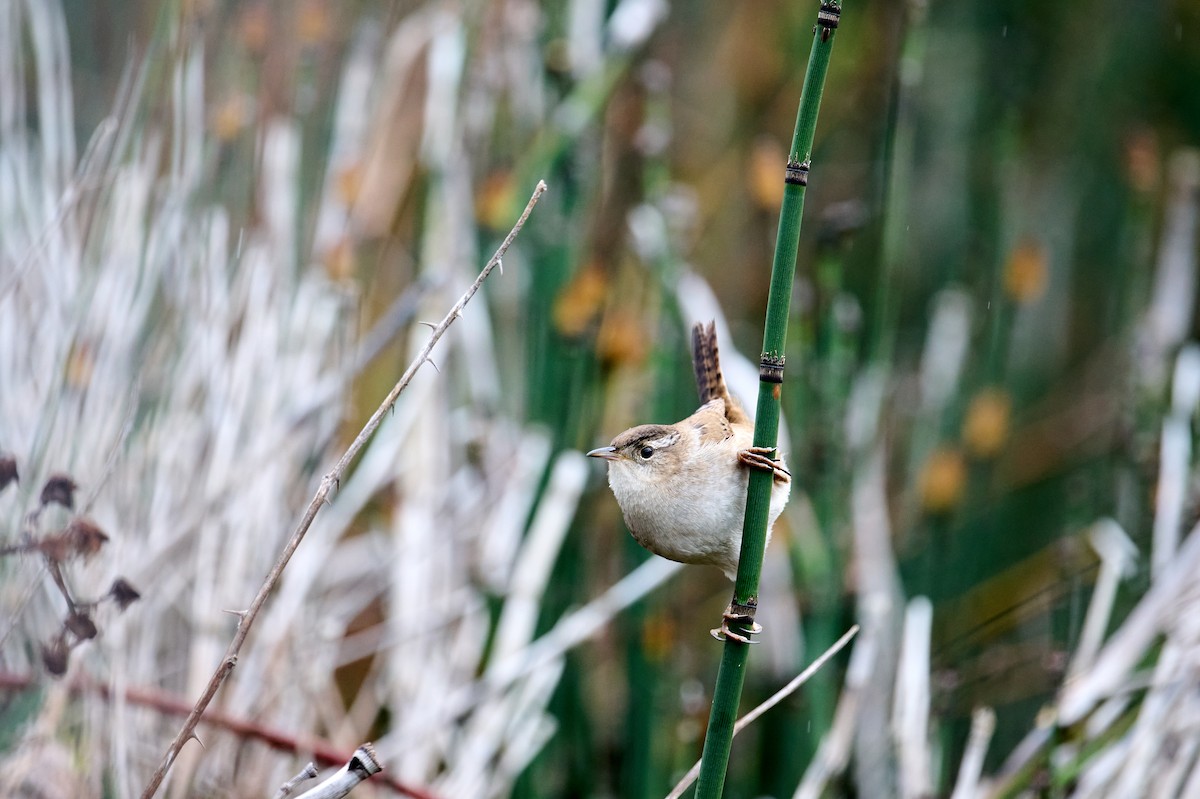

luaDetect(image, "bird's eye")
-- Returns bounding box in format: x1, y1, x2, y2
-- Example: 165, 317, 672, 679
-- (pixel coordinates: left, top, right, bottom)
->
639, 446, 654, 459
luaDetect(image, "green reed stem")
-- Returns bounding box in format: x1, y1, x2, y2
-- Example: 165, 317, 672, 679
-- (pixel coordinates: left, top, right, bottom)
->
694, 3, 845, 797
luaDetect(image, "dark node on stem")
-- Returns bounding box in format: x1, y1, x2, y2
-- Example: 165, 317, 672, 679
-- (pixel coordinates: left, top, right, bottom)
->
784, 159, 810, 186
40, 474, 78, 510
817, 0, 841, 41
731, 597, 758, 618
759, 354, 786, 383
108, 578, 142, 610
0, 455, 17, 493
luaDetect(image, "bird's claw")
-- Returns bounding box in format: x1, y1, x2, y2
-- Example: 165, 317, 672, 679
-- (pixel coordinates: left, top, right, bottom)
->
738, 447, 791, 484
710, 609, 762, 644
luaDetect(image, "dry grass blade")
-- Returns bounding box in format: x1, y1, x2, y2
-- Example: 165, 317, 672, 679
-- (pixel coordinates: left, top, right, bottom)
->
140, 180, 548, 799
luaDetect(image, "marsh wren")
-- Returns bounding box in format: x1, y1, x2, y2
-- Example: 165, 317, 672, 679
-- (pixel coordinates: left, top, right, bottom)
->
587, 322, 791, 642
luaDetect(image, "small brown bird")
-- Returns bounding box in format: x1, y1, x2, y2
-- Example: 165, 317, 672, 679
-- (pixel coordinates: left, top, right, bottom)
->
587, 322, 791, 641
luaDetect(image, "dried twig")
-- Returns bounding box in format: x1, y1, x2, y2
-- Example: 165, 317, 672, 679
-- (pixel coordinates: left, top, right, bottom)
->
140, 181, 548, 798
293, 745, 382, 799
274, 762, 319, 799
0, 669, 439, 799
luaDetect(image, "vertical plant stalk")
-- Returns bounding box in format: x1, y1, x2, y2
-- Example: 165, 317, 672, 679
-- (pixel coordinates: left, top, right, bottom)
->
694, 4, 844, 798
140, 181, 548, 799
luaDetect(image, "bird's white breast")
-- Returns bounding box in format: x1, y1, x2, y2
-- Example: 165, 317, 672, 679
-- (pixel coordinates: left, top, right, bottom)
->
606, 426, 789, 579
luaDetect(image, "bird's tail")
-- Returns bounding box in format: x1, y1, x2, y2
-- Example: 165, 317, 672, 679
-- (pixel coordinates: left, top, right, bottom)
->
692, 321, 727, 405
692, 321, 752, 425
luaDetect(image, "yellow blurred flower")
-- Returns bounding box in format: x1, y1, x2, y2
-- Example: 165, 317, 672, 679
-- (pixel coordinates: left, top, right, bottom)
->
335, 161, 364, 207
552, 267, 608, 338
298, 0, 332, 46
596, 311, 647, 367
210, 95, 249, 142
65, 341, 94, 390
748, 136, 786, 211
322, 237, 356, 283
475, 171, 517, 231
921, 446, 966, 513
1004, 239, 1048, 304
963, 387, 1011, 459
1124, 129, 1159, 195
239, 5, 270, 54
641, 614, 676, 662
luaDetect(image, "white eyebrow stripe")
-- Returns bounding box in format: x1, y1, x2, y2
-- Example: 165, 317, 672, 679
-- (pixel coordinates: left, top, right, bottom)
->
646, 432, 680, 448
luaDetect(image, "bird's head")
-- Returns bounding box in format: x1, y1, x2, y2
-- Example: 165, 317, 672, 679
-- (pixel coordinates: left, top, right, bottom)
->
586, 424, 685, 493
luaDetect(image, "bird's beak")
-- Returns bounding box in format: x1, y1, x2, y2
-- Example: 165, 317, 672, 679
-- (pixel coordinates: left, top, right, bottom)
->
586, 446, 619, 461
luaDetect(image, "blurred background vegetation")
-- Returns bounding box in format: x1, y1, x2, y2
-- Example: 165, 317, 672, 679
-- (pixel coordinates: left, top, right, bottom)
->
4, 0, 1200, 796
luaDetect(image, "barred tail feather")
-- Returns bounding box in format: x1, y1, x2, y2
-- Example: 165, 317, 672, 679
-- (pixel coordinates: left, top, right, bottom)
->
692, 321, 723, 404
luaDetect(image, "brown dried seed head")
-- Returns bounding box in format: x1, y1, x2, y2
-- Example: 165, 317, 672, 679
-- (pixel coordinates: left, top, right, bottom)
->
36, 533, 73, 562
40, 474, 78, 510
108, 578, 142, 611
42, 638, 70, 676
65, 611, 98, 641
66, 518, 109, 559
0, 455, 17, 493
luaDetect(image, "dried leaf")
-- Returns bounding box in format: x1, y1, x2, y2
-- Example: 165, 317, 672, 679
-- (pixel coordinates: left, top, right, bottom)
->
66, 518, 109, 559
108, 578, 142, 611
42, 638, 70, 676
40, 474, 78, 510
0, 455, 17, 493
65, 611, 98, 641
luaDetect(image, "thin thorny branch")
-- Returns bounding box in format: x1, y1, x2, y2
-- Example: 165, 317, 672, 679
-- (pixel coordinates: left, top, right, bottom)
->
0, 669, 437, 799
140, 180, 548, 798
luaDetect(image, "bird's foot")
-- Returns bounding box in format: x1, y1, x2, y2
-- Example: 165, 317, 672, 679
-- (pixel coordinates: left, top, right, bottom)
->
710, 604, 762, 644
738, 447, 791, 484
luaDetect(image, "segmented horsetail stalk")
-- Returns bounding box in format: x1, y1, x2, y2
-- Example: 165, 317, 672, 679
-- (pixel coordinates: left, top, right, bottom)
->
694, 3, 845, 797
